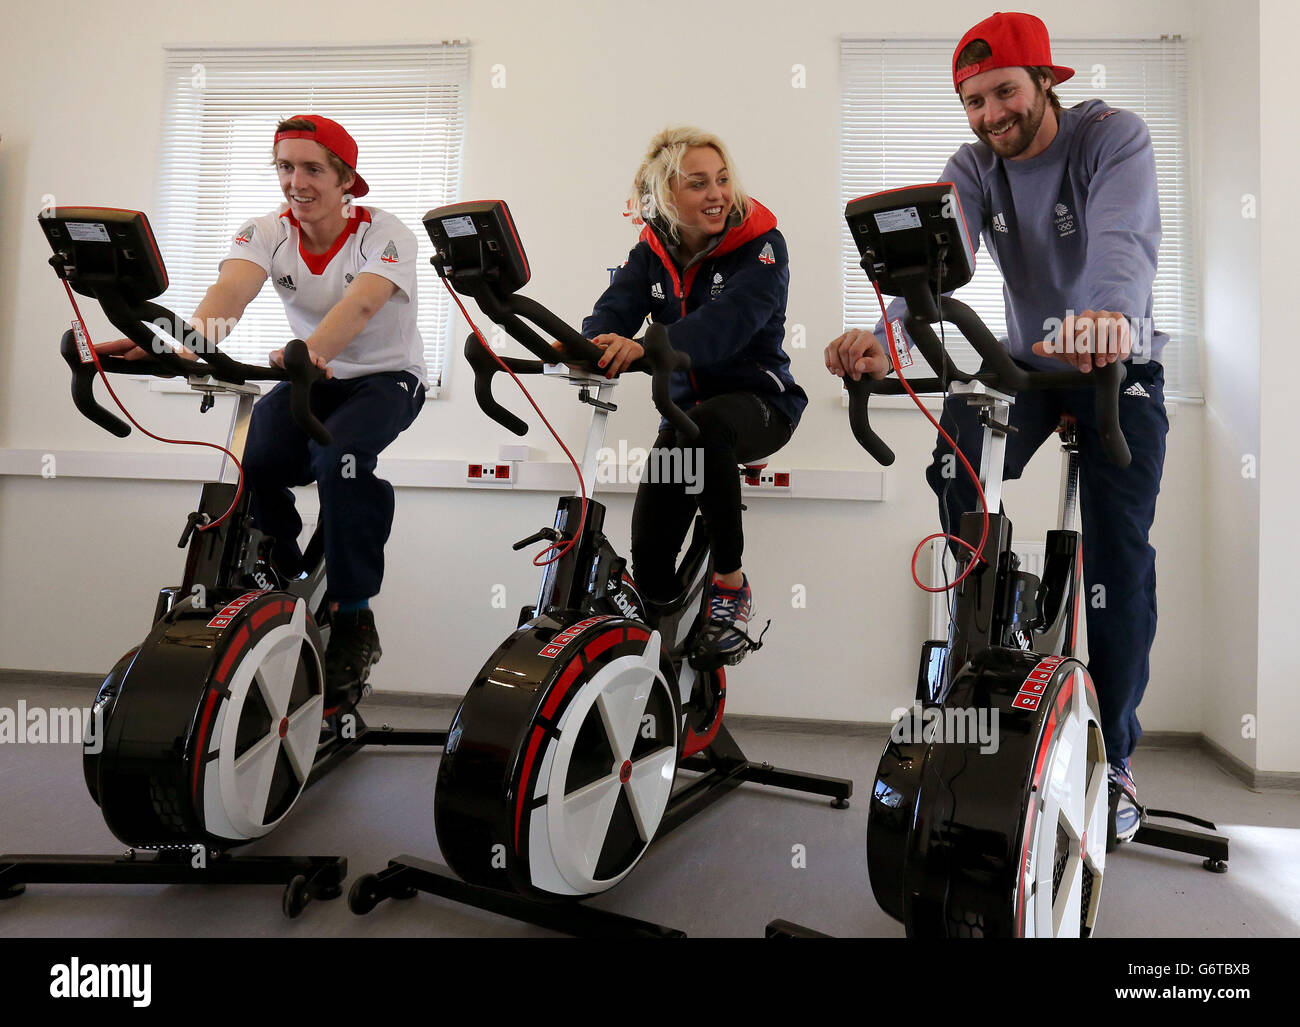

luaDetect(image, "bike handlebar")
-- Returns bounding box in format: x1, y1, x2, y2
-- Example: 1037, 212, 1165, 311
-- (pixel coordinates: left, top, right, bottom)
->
463, 337, 538, 436
60, 299, 331, 445
845, 291, 1132, 469
281, 342, 332, 446
463, 284, 699, 441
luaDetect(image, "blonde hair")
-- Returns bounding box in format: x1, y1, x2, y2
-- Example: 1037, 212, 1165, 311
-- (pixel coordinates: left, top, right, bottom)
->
627, 127, 750, 242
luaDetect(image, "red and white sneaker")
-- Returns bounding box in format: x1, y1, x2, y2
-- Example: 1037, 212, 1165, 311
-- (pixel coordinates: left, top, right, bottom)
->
702, 575, 754, 660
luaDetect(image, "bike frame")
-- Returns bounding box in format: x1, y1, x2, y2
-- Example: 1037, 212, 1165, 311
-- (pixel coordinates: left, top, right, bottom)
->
920, 381, 1085, 706
152, 376, 327, 626
526, 367, 712, 667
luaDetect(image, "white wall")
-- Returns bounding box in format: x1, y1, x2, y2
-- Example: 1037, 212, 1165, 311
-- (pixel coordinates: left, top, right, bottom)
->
0, 1, 1248, 757
1195, 0, 1260, 766
1257, 0, 1300, 773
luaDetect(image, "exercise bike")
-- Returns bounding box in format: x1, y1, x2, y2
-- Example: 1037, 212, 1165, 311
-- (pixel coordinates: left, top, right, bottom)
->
348, 200, 852, 936
826, 184, 1228, 938
0, 207, 444, 917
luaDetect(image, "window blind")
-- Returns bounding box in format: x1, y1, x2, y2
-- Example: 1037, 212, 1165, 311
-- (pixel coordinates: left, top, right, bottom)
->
841, 37, 1199, 399
155, 43, 470, 386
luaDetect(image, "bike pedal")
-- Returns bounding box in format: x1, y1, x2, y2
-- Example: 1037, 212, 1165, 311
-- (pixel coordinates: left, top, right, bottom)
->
686, 647, 731, 673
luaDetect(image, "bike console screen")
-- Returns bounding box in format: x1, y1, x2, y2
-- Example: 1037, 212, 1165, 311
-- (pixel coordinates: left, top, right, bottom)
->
423, 200, 531, 296
39, 207, 168, 306
845, 184, 975, 297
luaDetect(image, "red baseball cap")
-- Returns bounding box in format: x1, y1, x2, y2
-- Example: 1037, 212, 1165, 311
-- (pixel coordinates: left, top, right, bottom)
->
953, 12, 1074, 93
273, 115, 369, 198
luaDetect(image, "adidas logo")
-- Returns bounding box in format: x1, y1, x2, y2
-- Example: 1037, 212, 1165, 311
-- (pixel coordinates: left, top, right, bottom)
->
992, 212, 1008, 234
758, 241, 775, 265
397, 380, 409, 393
651, 282, 664, 300
1124, 382, 1149, 398
276, 274, 296, 291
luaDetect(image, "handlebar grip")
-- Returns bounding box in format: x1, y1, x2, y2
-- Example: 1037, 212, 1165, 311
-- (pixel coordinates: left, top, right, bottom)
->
60, 330, 131, 438
935, 299, 1029, 389
636, 324, 699, 442
281, 340, 332, 446
1093, 361, 1131, 469
844, 375, 896, 466
464, 333, 530, 436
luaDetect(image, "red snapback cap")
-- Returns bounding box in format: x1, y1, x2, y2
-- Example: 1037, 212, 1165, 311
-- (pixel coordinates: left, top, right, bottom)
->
273, 115, 369, 198
953, 12, 1074, 92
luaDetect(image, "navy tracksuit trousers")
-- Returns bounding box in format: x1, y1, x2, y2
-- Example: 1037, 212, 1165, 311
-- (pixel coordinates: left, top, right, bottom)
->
924, 360, 1169, 762
243, 370, 425, 603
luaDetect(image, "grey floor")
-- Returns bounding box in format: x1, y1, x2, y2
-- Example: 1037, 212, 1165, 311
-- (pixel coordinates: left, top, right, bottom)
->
1, 679, 1296, 938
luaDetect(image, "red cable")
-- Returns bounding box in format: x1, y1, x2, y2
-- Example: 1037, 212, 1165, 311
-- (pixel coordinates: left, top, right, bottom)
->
441, 279, 588, 566
873, 280, 990, 593
62, 282, 243, 531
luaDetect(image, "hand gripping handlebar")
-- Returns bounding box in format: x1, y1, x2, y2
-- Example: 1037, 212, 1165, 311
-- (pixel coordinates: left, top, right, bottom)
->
60, 325, 331, 446
844, 298, 1132, 469
463, 287, 699, 442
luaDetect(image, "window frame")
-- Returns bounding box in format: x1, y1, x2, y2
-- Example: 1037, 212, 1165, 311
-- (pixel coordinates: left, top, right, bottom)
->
151, 42, 471, 389
840, 36, 1200, 401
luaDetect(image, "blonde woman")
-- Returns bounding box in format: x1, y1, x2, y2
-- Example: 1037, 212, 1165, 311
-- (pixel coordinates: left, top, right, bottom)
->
580, 127, 806, 661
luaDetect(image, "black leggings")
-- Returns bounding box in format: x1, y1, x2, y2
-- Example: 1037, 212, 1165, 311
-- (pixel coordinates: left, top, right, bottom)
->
630, 391, 793, 601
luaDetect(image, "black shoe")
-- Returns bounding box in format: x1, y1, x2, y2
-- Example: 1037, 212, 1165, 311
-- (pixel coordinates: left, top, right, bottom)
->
324, 609, 382, 715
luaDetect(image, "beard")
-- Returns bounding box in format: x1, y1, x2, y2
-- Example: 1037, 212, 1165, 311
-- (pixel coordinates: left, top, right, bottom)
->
978, 85, 1049, 159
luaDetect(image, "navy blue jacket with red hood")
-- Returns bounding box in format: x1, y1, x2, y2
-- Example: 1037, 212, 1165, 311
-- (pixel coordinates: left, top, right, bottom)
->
581, 199, 807, 429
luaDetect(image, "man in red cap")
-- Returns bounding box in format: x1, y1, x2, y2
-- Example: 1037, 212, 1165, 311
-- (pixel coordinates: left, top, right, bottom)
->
827, 12, 1168, 846
101, 115, 427, 717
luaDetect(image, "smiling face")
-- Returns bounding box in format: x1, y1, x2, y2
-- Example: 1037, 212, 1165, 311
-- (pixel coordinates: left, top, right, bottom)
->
670, 146, 732, 250
959, 66, 1057, 161
274, 138, 355, 228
